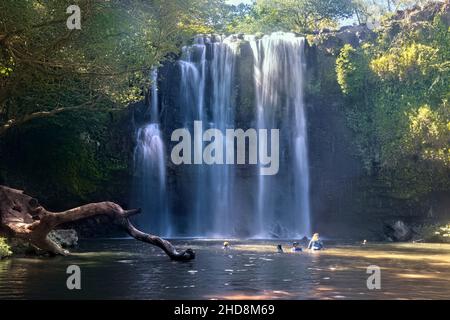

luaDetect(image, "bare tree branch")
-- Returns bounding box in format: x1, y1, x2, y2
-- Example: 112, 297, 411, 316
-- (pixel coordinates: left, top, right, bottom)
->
0, 186, 195, 260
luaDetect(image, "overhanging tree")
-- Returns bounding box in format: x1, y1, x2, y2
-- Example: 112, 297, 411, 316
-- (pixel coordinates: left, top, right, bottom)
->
0, 0, 223, 136
0, 186, 195, 260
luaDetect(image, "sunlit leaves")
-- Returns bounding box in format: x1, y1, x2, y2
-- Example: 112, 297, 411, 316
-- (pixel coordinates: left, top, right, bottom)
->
0, 56, 14, 77
406, 104, 450, 165
0, 237, 12, 258
335, 13, 450, 199
336, 44, 372, 95
371, 43, 439, 80
228, 0, 355, 33
1, 0, 225, 127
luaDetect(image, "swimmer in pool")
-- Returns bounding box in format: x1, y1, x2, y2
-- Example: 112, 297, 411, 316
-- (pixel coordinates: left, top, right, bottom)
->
307, 233, 324, 251
291, 242, 303, 252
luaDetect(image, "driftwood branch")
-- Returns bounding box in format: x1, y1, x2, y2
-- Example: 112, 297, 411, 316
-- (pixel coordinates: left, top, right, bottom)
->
0, 186, 194, 261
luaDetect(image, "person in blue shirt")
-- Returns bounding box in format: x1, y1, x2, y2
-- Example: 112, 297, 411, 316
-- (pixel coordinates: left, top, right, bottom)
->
291, 242, 303, 252
308, 233, 324, 251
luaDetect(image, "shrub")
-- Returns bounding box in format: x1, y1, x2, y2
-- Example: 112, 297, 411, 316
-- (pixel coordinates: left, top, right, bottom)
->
0, 238, 12, 259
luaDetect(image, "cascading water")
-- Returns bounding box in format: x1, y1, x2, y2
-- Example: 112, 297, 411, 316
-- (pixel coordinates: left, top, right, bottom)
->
150, 68, 159, 122
177, 35, 238, 237
132, 69, 171, 236
138, 32, 310, 238
246, 32, 311, 238
209, 36, 238, 235
178, 38, 208, 235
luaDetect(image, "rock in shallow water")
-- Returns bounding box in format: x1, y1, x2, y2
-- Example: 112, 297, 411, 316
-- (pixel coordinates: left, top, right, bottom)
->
48, 229, 78, 248
383, 220, 413, 242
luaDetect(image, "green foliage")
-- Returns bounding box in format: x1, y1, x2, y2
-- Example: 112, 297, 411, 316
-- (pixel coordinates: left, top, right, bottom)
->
336, 44, 380, 171
436, 224, 450, 238
0, 0, 233, 206
228, 0, 355, 33
405, 104, 450, 166
336, 44, 372, 95
0, 0, 225, 131
0, 238, 12, 259
0, 108, 132, 206
352, 0, 436, 25
0, 56, 14, 77
422, 223, 450, 243
336, 14, 450, 200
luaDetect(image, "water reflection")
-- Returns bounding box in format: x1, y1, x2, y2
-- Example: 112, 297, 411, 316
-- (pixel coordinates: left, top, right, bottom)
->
0, 240, 449, 300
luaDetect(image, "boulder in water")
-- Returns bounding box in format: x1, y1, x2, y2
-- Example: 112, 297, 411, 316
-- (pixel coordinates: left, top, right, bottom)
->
383, 220, 413, 242
48, 229, 78, 248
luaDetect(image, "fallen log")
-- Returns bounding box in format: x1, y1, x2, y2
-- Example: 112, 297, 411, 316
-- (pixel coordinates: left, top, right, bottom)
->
0, 186, 194, 261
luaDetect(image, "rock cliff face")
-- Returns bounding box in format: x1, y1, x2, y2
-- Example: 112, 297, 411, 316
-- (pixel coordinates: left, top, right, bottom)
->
305, 70, 405, 239
304, 1, 450, 239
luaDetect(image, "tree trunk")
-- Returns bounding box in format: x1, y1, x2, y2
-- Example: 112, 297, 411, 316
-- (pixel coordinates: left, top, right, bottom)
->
0, 186, 195, 261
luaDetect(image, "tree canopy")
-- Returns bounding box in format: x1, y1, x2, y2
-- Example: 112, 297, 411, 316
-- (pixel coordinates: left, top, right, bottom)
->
0, 0, 226, 135
227, 0, 355, 33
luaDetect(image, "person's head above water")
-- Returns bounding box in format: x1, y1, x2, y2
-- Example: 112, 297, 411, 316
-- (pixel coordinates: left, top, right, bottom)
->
223, 241, 230, 247
312, 233, 320, 242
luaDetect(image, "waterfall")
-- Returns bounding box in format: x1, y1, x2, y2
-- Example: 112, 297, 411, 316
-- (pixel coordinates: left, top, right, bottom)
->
138, 32, 310, 238
150, 68, 159, 122
247, 33, 311, 237
179, 39, 208, 235
132, 69, 170, 236
209, 36, 238, 236
177, 35, 238, 237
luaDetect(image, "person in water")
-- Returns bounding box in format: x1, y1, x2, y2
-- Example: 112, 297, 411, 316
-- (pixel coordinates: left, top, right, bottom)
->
308, 233, 324, 251
223, 241, 230, 250
291, 242, 303, 252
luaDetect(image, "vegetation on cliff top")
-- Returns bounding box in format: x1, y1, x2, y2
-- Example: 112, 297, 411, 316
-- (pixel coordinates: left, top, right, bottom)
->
226, 0, 355, 33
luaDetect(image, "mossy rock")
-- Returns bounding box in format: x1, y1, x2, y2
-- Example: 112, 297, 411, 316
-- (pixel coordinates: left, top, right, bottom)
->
48, 229, 79, 248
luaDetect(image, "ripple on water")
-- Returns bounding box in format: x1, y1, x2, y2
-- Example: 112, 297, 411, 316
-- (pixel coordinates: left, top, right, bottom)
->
117, 260, 134, 264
